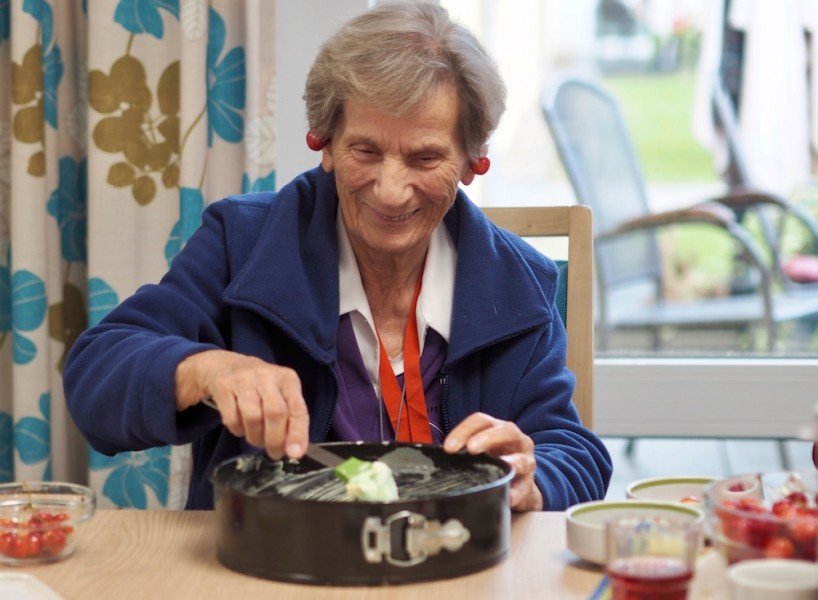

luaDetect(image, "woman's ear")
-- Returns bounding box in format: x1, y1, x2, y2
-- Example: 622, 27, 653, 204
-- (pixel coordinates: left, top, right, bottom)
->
460, 169, 476, 186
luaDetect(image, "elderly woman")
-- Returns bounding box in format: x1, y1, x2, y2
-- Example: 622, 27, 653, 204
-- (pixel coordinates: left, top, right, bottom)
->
64, 3, 611, 511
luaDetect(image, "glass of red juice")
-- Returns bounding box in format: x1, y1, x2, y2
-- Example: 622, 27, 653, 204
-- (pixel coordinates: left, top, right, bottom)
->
605, 515, 701, 600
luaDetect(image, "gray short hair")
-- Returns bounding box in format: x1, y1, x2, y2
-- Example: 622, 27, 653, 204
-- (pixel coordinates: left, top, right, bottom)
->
304, 2, 506, 159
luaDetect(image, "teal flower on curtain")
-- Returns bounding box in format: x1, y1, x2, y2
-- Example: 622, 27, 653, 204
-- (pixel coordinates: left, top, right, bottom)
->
11, 270, 46, 365
179, 187, 203, 242
164, 187, 203, 267
24, 0, 63, 128
0, 0, 10, 41
0, 413, 13, 482
114, 0, 179, 39
47, 157, 87, 263
87, 277, 119, 327
23, 0, 53, 48
89, 447, 170, 508
206, 7, 245, 146
42, 44, 63, 128
15, 393, 51, 480
241, 170, 276, 194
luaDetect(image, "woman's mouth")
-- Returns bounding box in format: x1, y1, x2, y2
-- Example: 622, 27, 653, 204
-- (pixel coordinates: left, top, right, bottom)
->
373, 208, 419, 222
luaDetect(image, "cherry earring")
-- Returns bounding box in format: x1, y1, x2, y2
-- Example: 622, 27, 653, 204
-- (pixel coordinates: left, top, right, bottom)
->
306, 131, 326, 151
471, 156, 490, 175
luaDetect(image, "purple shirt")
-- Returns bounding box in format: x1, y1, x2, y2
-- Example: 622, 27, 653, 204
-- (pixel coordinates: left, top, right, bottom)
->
329, 313, 447, 444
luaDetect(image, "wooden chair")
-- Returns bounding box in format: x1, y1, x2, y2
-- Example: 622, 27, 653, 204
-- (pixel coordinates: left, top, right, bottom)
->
482, 205, 594, 428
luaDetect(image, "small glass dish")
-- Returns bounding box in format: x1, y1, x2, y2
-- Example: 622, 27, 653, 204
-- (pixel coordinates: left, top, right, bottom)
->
705, 471, 818, 565
0, 481, 96, 565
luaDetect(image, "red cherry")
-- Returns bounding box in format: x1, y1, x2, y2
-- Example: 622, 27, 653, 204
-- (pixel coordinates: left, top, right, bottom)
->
0, 533, 13, 557
796, 506, 818, 518
728, 482, 747, 492
746, 518, 777, 549
773, 499, 795, 518
788, 518, 818, 546
9, 534, 28, 559
41, 529, 66, 555
786, 492, 809, 506
765, 537, 796, 558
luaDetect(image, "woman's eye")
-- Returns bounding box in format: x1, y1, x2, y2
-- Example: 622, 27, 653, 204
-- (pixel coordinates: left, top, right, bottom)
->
415, 155, 441, 166
352, 147, 377, 158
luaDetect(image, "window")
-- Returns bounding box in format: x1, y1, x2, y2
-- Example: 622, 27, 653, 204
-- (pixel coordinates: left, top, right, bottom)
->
442, 0, 818, 439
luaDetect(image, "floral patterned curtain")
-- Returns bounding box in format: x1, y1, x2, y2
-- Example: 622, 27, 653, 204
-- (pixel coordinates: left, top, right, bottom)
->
0, 0, 276, 508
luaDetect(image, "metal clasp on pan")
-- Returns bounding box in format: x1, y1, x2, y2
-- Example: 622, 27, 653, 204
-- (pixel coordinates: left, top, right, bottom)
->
361, 510, 471, 567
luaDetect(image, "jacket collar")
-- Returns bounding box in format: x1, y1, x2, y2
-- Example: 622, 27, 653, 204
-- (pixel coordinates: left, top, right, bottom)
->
224, 168, 341, 365
444, 193, 553, 365
224, 167, 553, 366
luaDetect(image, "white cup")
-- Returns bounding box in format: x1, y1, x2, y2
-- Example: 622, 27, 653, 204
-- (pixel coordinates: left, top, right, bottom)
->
728, 559, 818, 600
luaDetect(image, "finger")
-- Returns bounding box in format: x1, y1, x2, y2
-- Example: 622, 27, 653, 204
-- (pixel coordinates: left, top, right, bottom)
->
509, 477, 543, 512
237, 391, 264, 448
509, 478, 534, 510
443, 412, 497, 452
281, 371, 309, 459
260, 384, 289, 460
468, 421, 534, 456
501, 452, 537, 480
214, 392, 245, 438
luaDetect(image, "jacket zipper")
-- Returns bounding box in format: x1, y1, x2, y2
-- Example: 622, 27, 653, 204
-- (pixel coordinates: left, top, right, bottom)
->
321, 365, 340, 442
441, 371, 451, 435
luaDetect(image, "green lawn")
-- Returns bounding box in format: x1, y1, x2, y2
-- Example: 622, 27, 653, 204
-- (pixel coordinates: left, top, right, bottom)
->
602, 72, 717, 182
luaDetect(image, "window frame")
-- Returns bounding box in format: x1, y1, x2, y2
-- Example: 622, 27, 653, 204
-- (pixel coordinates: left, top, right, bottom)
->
595, 358, 817, 439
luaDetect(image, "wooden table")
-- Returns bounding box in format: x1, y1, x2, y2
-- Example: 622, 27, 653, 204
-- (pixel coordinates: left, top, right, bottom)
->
8, 510, 603, 599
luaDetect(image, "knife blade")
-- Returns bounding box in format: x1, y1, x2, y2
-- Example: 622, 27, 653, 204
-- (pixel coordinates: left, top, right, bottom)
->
200, 397, 344, 468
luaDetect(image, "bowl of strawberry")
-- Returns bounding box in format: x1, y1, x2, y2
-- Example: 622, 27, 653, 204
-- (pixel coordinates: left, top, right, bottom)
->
0, 481, 95, 565
704, 471, 818, 565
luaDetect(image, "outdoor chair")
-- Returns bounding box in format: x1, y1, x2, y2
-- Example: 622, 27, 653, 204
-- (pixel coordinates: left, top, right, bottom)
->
482, 205, 594, 428
542, 76, 818, 351
711, 74, 818, 290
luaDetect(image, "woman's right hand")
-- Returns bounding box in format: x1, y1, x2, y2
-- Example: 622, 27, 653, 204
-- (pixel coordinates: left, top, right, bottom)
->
175, 350, 309, 460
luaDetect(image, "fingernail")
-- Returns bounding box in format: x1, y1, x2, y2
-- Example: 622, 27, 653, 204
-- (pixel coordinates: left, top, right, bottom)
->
468, 441, 484, 454
444, 438, 459, 451
287, 443, 303, 457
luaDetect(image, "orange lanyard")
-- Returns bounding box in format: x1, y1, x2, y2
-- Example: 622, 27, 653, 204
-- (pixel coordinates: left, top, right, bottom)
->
376, 270, 432, 443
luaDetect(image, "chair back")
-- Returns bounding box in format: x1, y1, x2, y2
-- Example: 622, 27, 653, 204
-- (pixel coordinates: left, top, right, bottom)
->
711, 74, 754, 188
542, 77, 663, 298
481, 206, 594, 428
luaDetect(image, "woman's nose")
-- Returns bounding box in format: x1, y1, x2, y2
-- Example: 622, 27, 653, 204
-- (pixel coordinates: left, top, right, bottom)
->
373, 159, 412, 206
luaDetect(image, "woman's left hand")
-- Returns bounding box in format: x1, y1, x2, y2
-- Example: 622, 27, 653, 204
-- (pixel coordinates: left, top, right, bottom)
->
444, 412, 543, 511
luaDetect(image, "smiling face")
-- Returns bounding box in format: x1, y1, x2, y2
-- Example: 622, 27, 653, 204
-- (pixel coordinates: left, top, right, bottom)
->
321, 84, 474, 262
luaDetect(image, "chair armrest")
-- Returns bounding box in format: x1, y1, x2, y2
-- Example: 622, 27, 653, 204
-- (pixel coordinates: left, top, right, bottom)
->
595, 203, 739, 241
706, 186, 818, 284
707, 187, 818, 246
594, 207, 775, 337
595, 206, 772, 294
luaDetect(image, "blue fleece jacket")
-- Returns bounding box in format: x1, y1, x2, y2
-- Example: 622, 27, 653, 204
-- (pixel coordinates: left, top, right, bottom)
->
63, 167, 612, 509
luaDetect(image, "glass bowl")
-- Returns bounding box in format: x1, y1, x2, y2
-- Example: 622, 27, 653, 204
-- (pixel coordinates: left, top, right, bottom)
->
0, 481, 96, 565
704, 471, 818, 565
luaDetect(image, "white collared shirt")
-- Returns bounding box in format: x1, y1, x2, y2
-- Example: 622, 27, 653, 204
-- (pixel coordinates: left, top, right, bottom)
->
337, 208, 456, 389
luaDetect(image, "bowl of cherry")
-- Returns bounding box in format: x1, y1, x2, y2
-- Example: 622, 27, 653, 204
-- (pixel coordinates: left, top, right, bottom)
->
0, 481, 96, 565
704, 471, 818, 565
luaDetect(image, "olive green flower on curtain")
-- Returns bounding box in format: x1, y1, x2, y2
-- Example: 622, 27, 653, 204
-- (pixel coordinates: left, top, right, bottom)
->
90, 56, 180, 204
11, 0, 65, 177
12, 45, 45, 176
